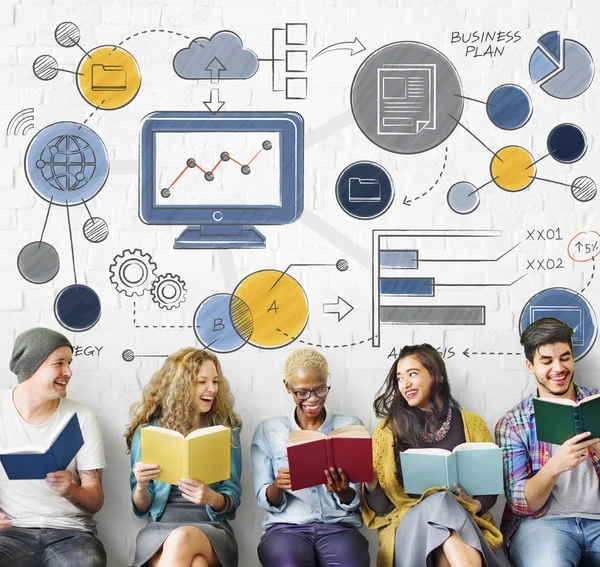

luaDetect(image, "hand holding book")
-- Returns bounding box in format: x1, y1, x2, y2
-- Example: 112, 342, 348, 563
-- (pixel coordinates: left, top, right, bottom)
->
324, 467, 355, 504
453, 483, 482, 513
133, 462, 161, 490
547, 431, 599, 476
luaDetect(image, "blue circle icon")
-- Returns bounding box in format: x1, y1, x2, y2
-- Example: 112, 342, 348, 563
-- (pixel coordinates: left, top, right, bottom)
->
486, 84, 533, 130
194, 293, 253, 353
547, 123, 587, 164
25, 121, 109, 206
447, 181, 480, 215
520, 287, 597, 361
54, 284, 102, 332
336, 161, 394, 220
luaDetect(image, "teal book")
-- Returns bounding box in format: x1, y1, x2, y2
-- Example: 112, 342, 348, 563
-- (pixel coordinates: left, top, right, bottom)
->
533, 393, 600, 445
400, 442, 504, 496
0, 413, 84, 480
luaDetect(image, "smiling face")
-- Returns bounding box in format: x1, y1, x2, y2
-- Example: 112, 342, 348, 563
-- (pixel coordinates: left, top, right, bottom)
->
396, 354, 435, 411
526, 341, 575, 399
286, 368, 329, 421
26, 346, 73, 400
194, 360, 219, 413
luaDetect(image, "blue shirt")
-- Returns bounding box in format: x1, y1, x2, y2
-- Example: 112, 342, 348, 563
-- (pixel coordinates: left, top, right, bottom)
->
129, 421, 242, 523
251, 407, 364, 531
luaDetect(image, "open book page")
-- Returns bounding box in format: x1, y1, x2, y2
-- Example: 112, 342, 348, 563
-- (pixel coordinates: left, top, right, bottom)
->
187, 427, 230, 485
287, 430, 326, 446
328, 425, 370, 438
400, 450, 451, 494
141, 427, 183, 485
454, 444, 503, 495
185, 424, 228, 440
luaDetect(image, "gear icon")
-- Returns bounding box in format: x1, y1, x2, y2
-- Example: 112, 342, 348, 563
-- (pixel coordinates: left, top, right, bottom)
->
109, 249, 157, 297
151, 273, 187, 310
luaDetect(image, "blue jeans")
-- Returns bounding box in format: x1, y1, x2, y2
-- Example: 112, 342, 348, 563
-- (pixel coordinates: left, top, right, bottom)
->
0, 527, 106, 567
509, 516, 600, 567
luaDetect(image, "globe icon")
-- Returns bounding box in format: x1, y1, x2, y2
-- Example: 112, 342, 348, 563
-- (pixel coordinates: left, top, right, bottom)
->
25, 121, 109, 206
36, 134, 97, 192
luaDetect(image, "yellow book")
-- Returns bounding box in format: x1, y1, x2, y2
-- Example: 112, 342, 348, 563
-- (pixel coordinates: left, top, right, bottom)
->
141, 425, 230, 485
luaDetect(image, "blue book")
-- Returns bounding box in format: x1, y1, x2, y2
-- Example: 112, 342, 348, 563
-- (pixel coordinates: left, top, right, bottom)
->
400, 442, 504, 496
0, 413, 84, 480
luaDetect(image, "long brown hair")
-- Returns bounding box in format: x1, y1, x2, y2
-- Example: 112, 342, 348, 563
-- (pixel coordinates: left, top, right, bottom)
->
373, 344, 460, 481
125, 347, 241, 451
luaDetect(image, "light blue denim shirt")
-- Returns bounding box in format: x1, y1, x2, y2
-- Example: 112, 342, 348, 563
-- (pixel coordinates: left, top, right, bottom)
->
251, 406, 364, 531
129, 421, 242, 523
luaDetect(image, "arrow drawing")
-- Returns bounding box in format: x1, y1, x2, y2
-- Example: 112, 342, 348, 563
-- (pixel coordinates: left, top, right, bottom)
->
205, 57, 226, 84
312, 37, 366, 60
203, 88, 225, 115
323, 296, 354, 322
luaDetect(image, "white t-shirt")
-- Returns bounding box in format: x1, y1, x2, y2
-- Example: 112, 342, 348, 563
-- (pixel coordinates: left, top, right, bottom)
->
0, 389, 107, 532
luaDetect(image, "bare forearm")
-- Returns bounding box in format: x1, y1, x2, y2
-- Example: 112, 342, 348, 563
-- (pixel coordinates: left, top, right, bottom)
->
523, 461, 559, 513
266, 481, 284, 506
133, 486, 152, 514
65, 484, 104, 513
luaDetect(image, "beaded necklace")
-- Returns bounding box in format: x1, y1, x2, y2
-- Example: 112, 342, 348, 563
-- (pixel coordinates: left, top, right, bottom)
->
420, 407, 452, 443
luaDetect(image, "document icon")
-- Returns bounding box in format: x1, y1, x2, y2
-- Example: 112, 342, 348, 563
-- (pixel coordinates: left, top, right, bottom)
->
349, 177, 381, 202
377, 64, 436, 136
91, 64, 127, 91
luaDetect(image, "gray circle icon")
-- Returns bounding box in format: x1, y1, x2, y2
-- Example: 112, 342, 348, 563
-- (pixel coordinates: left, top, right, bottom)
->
18, 241, 60, 284
447, 181, 480, 215
351, 41, 464, 154
571, 176, 596, 202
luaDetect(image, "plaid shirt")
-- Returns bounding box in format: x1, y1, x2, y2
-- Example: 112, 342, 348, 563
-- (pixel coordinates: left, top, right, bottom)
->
494, 383, 600, 545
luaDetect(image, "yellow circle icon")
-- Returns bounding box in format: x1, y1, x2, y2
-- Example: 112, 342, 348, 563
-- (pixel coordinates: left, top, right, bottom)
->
233, 270, 308, 349
490, 146, 536, 192
76, 45, 141, 110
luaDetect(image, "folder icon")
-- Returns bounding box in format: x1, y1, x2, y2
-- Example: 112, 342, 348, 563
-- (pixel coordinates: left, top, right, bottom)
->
91, 64, 127, 91
348, 177, 381, 202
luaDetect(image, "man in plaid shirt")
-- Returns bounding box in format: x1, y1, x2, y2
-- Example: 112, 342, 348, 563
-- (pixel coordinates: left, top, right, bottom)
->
495, 318, 600, 567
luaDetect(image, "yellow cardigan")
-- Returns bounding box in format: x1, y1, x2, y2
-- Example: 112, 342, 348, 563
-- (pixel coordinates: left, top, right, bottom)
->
361, 409, 503, 567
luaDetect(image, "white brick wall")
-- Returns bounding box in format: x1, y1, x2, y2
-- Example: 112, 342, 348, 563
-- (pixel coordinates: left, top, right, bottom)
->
1, 0, 599, 565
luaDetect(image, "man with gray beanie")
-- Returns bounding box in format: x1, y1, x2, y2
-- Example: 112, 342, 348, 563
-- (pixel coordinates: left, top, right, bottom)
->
0, 327, 107, 567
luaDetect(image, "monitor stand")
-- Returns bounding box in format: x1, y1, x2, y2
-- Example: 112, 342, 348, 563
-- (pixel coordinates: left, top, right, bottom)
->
174, 225, 266, 249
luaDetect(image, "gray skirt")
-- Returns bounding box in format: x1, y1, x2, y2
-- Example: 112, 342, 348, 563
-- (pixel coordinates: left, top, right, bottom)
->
394, 491, 510, 567
133, 490, 238, 567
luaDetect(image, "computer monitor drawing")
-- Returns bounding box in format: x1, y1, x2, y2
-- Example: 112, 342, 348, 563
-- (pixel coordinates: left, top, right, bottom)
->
139, 111, 304, 249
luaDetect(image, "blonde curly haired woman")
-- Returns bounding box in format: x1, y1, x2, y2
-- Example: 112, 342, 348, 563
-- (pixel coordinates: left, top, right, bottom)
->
251, 348, 370, 567
125, 348, 242, 567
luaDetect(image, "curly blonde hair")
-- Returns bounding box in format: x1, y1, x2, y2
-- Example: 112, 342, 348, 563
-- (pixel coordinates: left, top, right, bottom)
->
283, 348, 329, 382
125, 347, 241, 450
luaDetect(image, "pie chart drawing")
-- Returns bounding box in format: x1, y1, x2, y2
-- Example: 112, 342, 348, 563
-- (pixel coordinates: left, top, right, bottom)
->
529, 31, 594, 99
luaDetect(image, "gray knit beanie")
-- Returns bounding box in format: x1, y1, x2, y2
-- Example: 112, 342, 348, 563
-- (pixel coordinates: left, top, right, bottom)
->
9, 327, 73, 383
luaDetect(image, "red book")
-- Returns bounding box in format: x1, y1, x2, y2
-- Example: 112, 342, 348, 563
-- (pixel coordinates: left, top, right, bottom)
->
286, 425, 373, 491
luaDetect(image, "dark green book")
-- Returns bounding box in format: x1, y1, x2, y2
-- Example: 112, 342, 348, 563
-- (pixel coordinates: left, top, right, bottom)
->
533, 394, 600, 445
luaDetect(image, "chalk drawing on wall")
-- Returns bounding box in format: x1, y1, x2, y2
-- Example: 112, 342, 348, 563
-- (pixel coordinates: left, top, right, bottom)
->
19, 120, 110, 332
33, 22, 142, 111
351, 41, 464, 154
173, 30, 259, 81
486, 84, 533, 130
335, 161, 395, 220
371, 229, 526, 347
139, 111, 304, 249
109, 249, 187, 311
519, 287, 597, 360
195, 269, 309, 352
529, 31, 595, 100
6, 108, 35, 136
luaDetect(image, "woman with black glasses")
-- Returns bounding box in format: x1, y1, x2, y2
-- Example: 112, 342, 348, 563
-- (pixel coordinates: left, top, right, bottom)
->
251, 348, 370, 567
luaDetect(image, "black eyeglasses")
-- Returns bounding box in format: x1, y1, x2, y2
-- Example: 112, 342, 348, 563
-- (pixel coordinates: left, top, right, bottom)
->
285, 381, 331, 401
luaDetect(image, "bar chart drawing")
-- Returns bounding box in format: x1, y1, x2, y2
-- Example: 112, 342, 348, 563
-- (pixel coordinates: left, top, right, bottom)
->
372, 229, 521, 347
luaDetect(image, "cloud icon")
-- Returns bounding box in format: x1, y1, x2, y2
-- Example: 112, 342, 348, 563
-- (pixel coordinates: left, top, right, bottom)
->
173, 30, 259, 81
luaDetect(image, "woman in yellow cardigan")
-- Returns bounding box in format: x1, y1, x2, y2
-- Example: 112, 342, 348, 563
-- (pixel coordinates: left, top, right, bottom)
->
362, 344, 506, 567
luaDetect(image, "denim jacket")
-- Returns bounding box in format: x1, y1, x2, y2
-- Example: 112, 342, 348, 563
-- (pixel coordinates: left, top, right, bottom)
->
129, 421, 242, 523
251, 406, 364, 531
